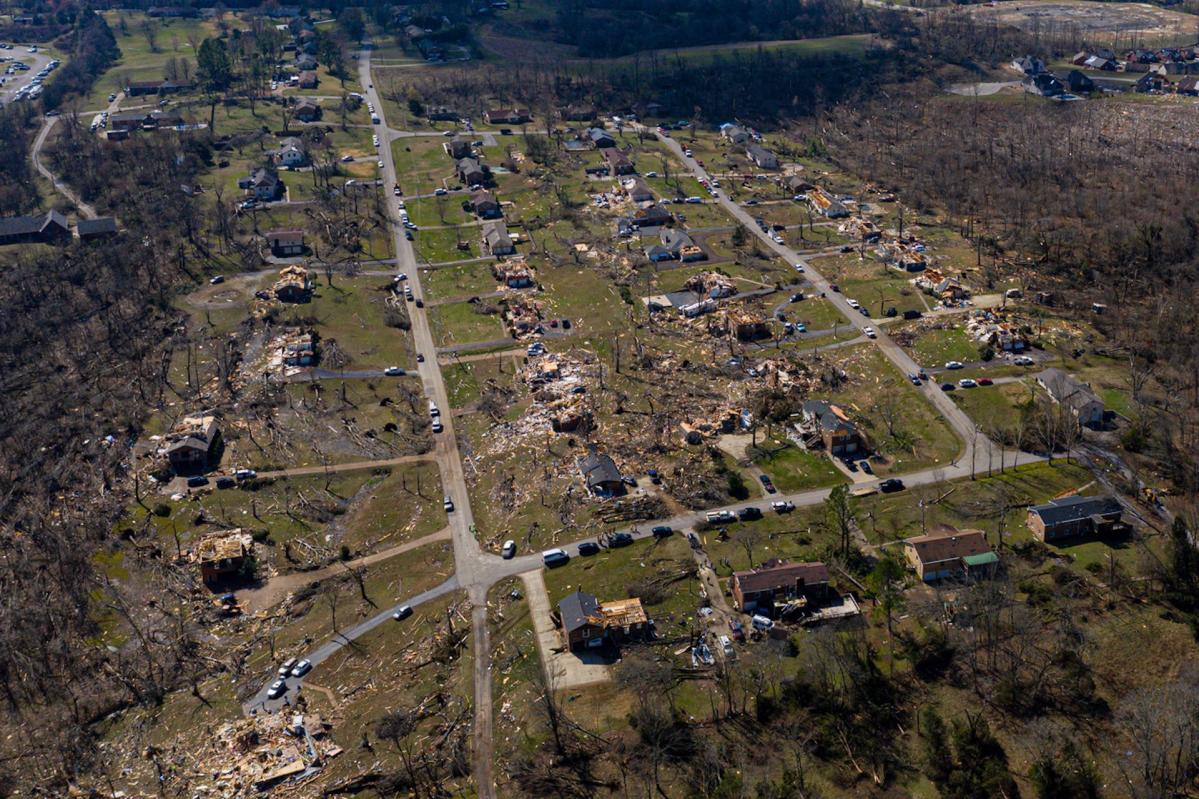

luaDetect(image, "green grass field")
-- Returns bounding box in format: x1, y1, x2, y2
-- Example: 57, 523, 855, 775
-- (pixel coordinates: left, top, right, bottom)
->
423, 262, 501, 300
428, 300, 507, 347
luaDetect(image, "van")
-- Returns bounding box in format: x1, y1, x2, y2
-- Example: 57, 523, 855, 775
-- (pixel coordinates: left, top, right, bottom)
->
278, 657, 297, 677
706, 510, 735, 524
751, 615, 774, 632
542, 548, 569, 568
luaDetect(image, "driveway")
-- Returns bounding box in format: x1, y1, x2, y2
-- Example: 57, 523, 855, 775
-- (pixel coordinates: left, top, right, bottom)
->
520, 569, 613, 689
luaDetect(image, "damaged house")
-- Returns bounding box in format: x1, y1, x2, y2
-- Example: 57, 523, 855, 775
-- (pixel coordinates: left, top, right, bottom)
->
903, 526, 997, 582
731, 560, 830, 613
559, 590, 649, 652
165, 415, 222, 473
1036, 368, 1105, 426
799, 400, 861, 457
274, 265, 313, 302
193, 530, 254, 584
577, 446, 625, 496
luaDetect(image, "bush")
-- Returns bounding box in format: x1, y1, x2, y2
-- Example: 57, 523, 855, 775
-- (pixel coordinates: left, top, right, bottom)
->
152, 503, 172, 518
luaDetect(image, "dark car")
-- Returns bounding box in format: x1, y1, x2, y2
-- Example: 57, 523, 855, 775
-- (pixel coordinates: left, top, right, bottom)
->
578, 541, 600, 556
879, 478, 905, 493
978, 377, 994, 386
859, 461, 873, 475
858, 306, 870, 317
651, 525, 673, 537
758, 475, 776, 493
903, 309, 923, 320
405, 231, 414, 240
186, 476, 209, 488
941, 383, 956, 391
910, 374, 922, 386
216, 476, 236, 489
728, 619, 745, 642
609, 532, 634, 547
737, 507, 762, 522
830, 284, 840, 292
561, 318, 572, 329
415, 299, 424, 308
622, 475, 637, 487
885, 307, 898, 317
790, 293, 804, 303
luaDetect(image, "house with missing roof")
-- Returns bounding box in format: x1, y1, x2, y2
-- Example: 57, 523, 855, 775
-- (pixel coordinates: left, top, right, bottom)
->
165, 415, 222, 474
799, 400, 862, 457
730, 560, 831, 613
1036, 368, 1105, 427
903, 526, 997, 582
558, 590, 649, 652
1027, 495, 1124, 543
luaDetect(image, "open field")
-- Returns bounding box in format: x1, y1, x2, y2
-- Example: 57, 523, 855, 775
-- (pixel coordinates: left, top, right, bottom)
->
966, 0, 1199, 46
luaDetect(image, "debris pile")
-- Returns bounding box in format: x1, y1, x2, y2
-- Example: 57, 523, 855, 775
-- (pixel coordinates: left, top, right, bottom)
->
684, 271, 738, 299
501, 295, 546, 339
964, 308, 1029, 352
492, 258, 535, 289
522, 352, 596, 434
191, 529, 254, 584
837, 216, 881, 242
912, 267, 971, 305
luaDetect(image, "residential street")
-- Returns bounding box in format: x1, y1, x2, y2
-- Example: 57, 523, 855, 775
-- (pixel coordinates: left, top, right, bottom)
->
237, 67, 1050, 799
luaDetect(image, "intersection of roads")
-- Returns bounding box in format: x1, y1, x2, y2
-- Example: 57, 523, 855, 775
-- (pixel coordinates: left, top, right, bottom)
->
224, 51, 1039, 797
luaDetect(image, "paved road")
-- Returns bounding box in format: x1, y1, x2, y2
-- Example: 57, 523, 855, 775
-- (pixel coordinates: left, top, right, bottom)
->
256, 453, 434, 479
242, 575, 460, 714
32, 117, 98, 219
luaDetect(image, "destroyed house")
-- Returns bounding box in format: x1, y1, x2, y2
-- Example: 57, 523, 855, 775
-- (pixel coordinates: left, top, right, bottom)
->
806, 187, 848, 218
904, 527, 996, 582
601, 147, 635, 175
731, 560, 830, 613
0, 211, 70, 246
195, 533, 251, 583
577, 449, 623, 496
801, 400, 860, 456
293, 98, 321, 121
620, 177, 654, 203
722, 124, 749, 144
493, 259, 533, 288
166, 415, 221, 473
280, 332, 316, 366
274, 265, 312, 302
1036, 368, 1104, 426
559, 590, 648, 651
1027, 495, 1123, 543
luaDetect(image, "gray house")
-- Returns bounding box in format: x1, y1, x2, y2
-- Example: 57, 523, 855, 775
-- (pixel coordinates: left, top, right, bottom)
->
745, 144, 778, 169
1036, 368, 1105, 426
577, 447, 623, 496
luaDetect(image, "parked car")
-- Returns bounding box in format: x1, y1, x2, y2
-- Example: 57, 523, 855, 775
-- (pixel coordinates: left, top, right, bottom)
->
790, 293, 804, 303
909, 374, 922, 386
267, 679, 287, 700
959, 378, 978, 388
945, 361, 964, 370
758, 474, 776, 493
443, 495, 454, 512
392, 605, 413, 621
609, 532, 634, 547
858, 460, 873, 475
186, 476, 209, 488
216, 476, 236, 489
772, 500, 795, 513
793, 263, 805, 272
706, 510, 736, 523
651, 525, 673, 537
384, 366, 405, 376
728, 619, 745, 641
738, 506, 762, 522
577, 541, 600, 556
431, 420, 443, 433
542, 548, 570, 567
290, 659, 312, 678
863, 326, 876, 338
940, 383, 956, 392
903, 309, 923, 320
278, 658, 297, 677
235, 469, 257, 480
434, 187, 448, 196
879, 478, 905, 493
209, 275, 224, 285
977, 377, 994, 386
719, 635, 735, 657
502, 540, 516, 559
416, 353, 425, 363
1013, 355, 1034, 366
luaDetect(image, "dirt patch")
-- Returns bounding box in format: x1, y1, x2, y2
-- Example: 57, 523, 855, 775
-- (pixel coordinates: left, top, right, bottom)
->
970, 0, 1199, 40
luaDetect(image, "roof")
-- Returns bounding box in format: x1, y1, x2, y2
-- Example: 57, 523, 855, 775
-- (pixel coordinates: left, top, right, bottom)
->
457, 157, 483, 174
905, 528, 990, 566
471, 189, 498, 206
1037, 368, 1101, 410
266, 229, 304, 244
588, 127, 614, 142
0, 211, 68, 238
661, 228, 693, 251
482, 221, 511, 247
733, 561, 829, 595
559, 590, 600, 632
1029, 495, 1122, 526
602, 148, 631, 165
746, 143, 775, 163
578, 450, 621, 486
77, 217, 118, 236
803, 399, 856, 434
600, 597, 647, 627
166, 435, 210, 454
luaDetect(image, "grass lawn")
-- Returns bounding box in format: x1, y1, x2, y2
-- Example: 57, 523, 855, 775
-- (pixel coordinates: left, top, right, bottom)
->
423, 261, 502, 300
392, 136, 456, 189
278, 274, 412, 368
750, 440, 846, 492
442, 352, 520, 408
906, 324, 983, 368
89, 11, 218, 107
428, 300, 508, 347
404, 195, 475, 227
412, 226, 482, 263
337, 464, 446, 550
950, 380, 1036, 432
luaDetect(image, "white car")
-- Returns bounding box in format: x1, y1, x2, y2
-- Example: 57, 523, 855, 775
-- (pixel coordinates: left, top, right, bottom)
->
384, 366, 405, 376
443, 496, 454, 512
863, 326, 876, 338
377, 160, 384, 168
433, 187, 447, 196
771, 500, 795, 513
1013, 355, 1034, 366
945, 361, 964, 370
278, 657, 297, 677
958, 378, 978, 388
846, 298, 860, 309
719, 635, 734, 656
290, 659, 312, 678
431, 420, 443, 433
793, 263, 804, 272
266, 679, 287, 700
501, 540, 516, 559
